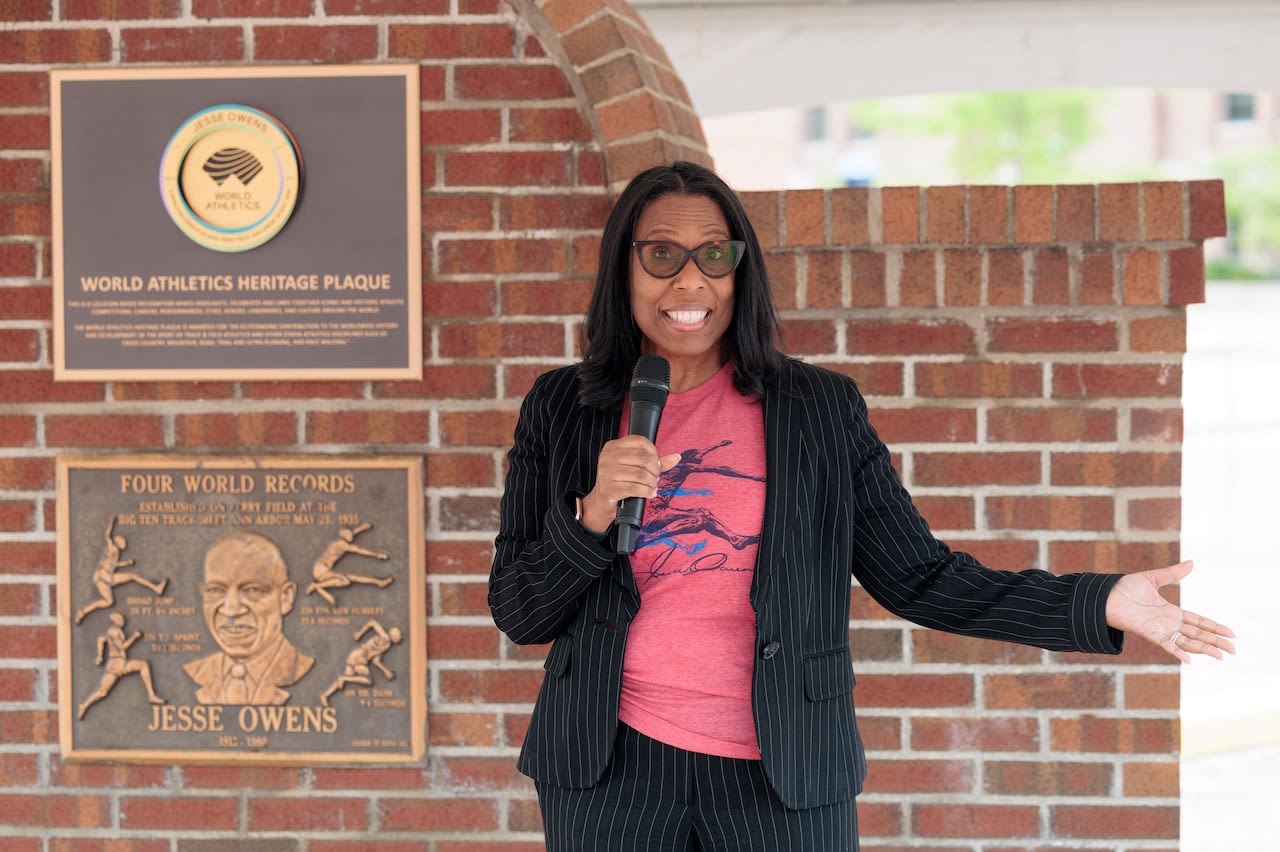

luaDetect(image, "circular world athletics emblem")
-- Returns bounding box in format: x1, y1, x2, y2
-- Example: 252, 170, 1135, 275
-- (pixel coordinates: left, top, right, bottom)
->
159, 104, 302, 252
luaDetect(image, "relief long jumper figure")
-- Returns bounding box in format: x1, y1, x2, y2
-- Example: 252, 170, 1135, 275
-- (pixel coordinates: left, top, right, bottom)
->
75, 516, 168, 624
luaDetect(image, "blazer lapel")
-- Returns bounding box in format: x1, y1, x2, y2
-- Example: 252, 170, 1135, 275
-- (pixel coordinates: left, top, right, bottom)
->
753, 364, 803, 608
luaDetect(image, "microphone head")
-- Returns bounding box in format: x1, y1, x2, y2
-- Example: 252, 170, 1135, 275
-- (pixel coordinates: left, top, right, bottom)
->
630, 355, 670, 407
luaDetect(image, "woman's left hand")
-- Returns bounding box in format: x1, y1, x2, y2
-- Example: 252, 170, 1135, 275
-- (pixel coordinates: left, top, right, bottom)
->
1105, 560, 1236, 663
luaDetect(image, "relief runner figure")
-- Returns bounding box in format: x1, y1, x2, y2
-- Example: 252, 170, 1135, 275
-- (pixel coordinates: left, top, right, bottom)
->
77, 612, 165, 719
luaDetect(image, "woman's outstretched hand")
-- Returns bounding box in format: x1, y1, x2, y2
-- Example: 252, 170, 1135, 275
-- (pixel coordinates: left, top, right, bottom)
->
1105, 560, 1237, 664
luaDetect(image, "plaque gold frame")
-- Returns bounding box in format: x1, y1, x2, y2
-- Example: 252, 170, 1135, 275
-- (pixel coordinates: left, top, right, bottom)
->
50, 65, 422, 382
57, 454, 426, 765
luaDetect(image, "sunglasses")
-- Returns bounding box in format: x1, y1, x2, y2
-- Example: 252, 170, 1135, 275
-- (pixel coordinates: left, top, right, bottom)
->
632, 239, 746, 279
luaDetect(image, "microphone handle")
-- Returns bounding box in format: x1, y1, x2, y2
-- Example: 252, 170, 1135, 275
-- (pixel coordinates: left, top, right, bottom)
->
614, 400, 664, 553
613, 514, 640, 554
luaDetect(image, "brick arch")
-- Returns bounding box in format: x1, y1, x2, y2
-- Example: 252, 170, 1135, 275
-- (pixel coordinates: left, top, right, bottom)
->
512, 0, 713, 191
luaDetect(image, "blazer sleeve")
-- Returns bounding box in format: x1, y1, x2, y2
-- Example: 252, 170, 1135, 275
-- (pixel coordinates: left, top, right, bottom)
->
488, 370, 617, 646
842, 380, 1124, 655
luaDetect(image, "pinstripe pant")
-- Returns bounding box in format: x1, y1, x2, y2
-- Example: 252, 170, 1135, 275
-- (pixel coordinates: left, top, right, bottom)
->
536, 723, 859, 851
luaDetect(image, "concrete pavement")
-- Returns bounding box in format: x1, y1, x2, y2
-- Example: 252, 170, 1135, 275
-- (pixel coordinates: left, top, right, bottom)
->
1179, 281, 1280, 851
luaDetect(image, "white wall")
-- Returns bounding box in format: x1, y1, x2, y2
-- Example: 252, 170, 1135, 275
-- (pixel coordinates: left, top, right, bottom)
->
634, 0, 1280, 117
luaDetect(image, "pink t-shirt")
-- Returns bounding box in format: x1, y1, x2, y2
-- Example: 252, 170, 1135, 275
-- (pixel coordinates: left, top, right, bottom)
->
617, 361, 766, 759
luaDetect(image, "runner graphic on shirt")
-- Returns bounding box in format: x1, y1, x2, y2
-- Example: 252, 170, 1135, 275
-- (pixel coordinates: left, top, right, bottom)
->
634, 441, 764, 579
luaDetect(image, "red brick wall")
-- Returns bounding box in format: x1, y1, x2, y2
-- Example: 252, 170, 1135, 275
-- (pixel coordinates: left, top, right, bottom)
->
0, 0, 1225, 849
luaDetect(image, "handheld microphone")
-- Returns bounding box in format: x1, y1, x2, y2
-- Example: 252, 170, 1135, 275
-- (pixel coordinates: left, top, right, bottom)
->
614, 355, 670, 554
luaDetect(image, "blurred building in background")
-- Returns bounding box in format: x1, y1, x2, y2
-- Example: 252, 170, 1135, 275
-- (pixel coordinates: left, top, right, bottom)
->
707, 90, 1280, 187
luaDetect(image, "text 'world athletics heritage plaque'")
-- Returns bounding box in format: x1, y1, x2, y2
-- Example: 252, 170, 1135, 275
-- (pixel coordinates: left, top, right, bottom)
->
50, 65, 421, 382
57, 456, 425, 765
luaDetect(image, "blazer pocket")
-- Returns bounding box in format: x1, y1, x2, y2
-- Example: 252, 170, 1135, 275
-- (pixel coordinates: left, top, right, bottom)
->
543, 633, 572, 677
803, 647, 853, 701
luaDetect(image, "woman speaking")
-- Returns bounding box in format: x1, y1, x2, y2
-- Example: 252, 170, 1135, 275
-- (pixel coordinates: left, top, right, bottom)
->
488, 161, 1234, 851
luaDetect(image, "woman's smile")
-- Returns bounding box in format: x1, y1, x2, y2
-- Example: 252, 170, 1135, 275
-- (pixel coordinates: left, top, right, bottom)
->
663, 307, 711, 329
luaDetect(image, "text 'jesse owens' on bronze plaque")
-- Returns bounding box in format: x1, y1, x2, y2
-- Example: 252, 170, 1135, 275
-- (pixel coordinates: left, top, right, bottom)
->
57, 455, 425, 765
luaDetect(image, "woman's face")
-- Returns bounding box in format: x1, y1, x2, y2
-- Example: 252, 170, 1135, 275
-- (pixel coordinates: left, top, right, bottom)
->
629, 193, 736, 377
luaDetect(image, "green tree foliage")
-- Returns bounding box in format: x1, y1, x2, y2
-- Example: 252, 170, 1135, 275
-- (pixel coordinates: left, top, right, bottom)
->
850, 90, 1104, 183
1214, 146, 1280, 275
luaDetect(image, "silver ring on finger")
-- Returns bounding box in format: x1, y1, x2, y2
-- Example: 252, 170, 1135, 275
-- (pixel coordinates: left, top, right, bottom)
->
1168, 630, 1184, 645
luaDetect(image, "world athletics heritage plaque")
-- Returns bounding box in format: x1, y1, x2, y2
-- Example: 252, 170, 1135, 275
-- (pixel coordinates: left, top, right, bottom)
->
50, 65, 422, 382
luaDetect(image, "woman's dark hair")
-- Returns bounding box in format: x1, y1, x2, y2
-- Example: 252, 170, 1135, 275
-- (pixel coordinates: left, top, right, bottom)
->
577, 161, 785, 410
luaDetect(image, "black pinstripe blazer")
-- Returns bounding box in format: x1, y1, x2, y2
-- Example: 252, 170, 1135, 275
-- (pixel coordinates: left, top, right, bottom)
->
489, 358, 1124, 810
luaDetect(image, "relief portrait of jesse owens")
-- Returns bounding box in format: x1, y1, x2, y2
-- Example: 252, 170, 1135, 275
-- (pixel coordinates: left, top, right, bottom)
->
184, 530, 315, 705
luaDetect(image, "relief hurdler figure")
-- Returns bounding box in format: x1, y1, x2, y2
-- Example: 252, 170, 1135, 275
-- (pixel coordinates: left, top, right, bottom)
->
305, 523, 392, 606
75, 516, 168, 625
77, 612, 165, 719
320, 619, 403, 707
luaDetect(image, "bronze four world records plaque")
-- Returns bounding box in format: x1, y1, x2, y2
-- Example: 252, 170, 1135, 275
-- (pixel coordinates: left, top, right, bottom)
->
57, 455, 425, 765
50, 65, 422, 382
